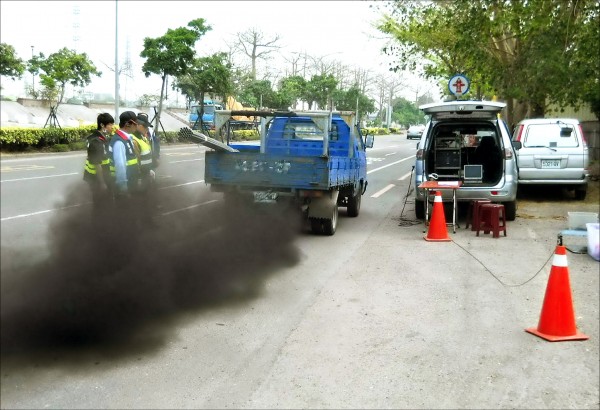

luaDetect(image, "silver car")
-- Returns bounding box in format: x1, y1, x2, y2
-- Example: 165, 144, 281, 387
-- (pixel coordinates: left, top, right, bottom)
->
512, 118, 589, 200
407, 124, 425, 140
414, 101, 519, 220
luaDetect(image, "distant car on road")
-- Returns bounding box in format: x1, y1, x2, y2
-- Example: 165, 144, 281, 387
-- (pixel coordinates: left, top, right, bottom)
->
407, 124, 425, 140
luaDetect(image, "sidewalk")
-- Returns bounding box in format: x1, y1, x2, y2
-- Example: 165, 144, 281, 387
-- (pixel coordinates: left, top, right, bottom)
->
248, 199, 599, 409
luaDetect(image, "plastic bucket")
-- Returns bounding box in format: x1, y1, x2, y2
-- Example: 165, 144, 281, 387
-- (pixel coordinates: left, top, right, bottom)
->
586, 223, 600, 261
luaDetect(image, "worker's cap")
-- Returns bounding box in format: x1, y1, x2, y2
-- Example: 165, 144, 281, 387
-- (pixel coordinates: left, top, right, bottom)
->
136, 113, 153, 128
119, 111, 138, 125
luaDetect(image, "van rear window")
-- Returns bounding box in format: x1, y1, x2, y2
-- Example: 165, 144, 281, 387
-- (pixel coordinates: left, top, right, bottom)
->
523, 124, 579, 148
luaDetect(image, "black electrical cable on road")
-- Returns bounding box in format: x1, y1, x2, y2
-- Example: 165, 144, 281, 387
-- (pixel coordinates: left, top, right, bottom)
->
452, 239, 555, 287
397, 166, 555, 287
398, 166, 422, 227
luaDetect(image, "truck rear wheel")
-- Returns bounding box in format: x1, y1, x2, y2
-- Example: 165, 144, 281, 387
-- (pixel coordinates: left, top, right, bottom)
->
323, 205, 338, 236
310, 218, 323, 234
347, 190, 361, 217
309, 205, 339, 236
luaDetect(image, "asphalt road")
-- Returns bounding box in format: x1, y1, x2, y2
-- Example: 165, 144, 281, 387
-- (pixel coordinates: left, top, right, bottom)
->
1, 135, 598, 409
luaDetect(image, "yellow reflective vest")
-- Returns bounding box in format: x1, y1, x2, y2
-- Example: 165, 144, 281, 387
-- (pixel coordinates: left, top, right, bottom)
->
83, 130, 111, 183
132, 134, 153, 173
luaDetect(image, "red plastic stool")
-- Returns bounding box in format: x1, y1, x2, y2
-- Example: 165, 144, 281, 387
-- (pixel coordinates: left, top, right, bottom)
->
465, 199, 492, 231
476, 203, 507, 238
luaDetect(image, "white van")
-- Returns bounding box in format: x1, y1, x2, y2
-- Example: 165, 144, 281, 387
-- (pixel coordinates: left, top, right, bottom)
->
414, 101, 519, 220
512, 118, 589, 199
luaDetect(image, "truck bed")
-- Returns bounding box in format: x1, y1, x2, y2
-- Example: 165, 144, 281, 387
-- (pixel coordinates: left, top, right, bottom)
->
205, 151, 361, 192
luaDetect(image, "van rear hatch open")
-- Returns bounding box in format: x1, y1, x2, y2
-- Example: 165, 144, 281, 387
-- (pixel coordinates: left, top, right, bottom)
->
420, 101, 505, 120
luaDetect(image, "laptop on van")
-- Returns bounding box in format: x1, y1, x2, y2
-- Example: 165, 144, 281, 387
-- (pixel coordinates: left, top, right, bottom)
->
463, 164, 483, 182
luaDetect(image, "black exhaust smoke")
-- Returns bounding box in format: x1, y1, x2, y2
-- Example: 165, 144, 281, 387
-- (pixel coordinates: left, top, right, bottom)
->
1, 181, 302, 366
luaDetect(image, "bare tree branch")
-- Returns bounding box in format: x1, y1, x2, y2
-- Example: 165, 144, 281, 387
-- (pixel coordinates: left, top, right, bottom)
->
234, 27, 282, 80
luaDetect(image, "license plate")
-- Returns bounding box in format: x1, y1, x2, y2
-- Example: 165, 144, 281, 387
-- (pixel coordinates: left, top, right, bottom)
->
541, 159, 560, 168
253, 191, 278, 203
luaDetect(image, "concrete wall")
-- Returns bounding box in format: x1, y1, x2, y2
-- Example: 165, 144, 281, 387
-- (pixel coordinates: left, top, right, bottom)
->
1, 100, 190, 131
582, 121, 600, 162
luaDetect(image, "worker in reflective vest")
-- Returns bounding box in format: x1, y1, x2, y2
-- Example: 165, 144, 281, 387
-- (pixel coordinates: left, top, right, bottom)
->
109, 111, 140, 201
84, 113, 114, 208
137, 112, 161, 169
137, 112, 159, 165
133, 114, 154, 177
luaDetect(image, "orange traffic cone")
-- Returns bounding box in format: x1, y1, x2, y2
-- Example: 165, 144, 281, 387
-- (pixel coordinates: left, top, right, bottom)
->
424, 191, 451, 242
525, 245, 588, 342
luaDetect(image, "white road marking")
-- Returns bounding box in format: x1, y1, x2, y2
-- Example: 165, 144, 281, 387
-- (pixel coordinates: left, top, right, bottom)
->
1, 164, 54, 172
385, 152, 397, 156
158, 180, 205, 190
169, 158, 204, 163
160, 199, 219, 216
367, 155, 415, 174
1, 172, 79, 183
398, 171, 413, 181
2, 180, 208, 221
163, 152, 199, 156
371, 184, 396, 198
1, 202, 87, 221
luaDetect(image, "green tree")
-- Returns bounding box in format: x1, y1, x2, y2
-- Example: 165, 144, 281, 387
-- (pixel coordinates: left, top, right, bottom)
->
304, 74, 338, 110
238, 79, 277, 109
0, 43, 25, 83
174, 52, 233, 129
391, 97, 426, 128
277, 75, 307, 110
141, 18, 211, 130
332, 85, 376, 121
378, 0, 600, 123
27, 47, 100, 107
138, 94, 161, 107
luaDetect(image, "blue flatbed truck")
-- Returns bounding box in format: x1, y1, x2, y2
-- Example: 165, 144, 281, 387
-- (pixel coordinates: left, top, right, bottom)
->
181, 110, 374, 235
189, 100, 223, 131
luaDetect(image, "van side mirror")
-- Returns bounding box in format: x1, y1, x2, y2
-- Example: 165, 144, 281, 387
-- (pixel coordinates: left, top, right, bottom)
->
365, 134, 374, 148
560, 127, 573, 137
416, 142, 420, 149
512, 141, 522, 150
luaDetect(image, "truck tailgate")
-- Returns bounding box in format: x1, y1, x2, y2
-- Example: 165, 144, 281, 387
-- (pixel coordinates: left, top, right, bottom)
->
205, 152, 330, 190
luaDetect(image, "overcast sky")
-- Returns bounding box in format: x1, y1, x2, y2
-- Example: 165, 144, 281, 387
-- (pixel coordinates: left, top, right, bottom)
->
0, 0, 437, 103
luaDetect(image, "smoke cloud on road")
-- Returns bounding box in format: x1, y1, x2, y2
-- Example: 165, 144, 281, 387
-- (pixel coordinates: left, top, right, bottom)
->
1, 182, 303, 367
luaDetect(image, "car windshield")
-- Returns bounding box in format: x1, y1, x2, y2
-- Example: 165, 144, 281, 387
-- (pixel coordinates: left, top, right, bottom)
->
523, 124, 579, 148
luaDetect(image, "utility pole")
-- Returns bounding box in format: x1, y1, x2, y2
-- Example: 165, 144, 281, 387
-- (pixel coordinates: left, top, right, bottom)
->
387, 84, 393, 128
114, 0, 119, 120
30, 45, 35, 96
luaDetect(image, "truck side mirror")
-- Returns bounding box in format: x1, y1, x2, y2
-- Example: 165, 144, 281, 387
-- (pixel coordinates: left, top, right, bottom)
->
365, 134, 374, 148
512, 141, 522, 150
